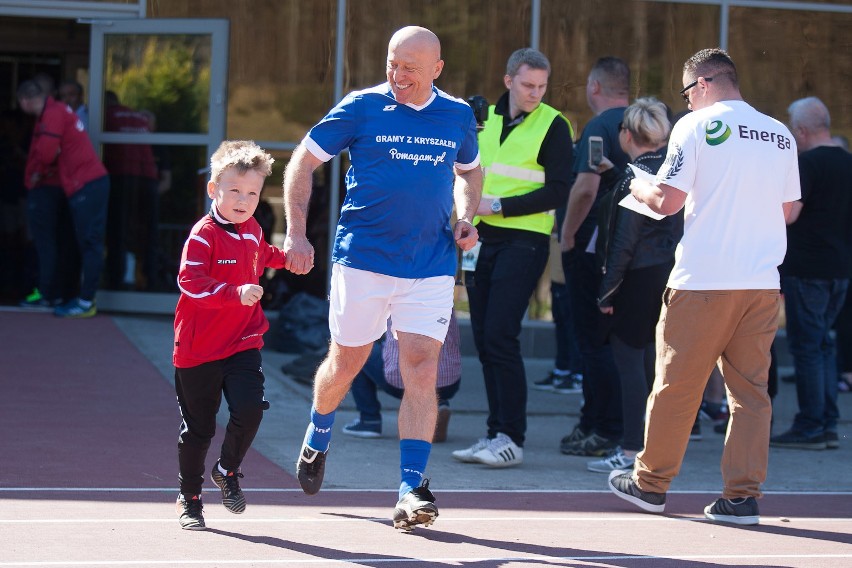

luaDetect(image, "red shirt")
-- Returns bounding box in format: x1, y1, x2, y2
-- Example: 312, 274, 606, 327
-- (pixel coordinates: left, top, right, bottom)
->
25, 97, 107, 196
173, 207, 287, 368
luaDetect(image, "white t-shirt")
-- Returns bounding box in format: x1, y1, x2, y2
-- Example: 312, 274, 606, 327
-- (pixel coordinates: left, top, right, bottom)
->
657, 100, 801, 290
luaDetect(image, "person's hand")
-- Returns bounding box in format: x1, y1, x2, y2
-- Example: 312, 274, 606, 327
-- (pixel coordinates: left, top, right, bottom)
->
560, 231, 575, 253
282, 234, 314, 275
29, 172, 41, 186
599, 305, 613, 315
454, 218, 478, 251
238, 284, 264, 306
596, 156, 614, 174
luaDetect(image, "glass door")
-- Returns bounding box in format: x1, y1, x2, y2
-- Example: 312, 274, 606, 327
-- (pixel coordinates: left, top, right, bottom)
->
88, 18, 227, 312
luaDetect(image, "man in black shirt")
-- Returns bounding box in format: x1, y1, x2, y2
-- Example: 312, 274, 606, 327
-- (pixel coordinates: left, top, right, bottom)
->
560, 57, 631, 456
772, 97, 852, 451
452, 48, 574, 468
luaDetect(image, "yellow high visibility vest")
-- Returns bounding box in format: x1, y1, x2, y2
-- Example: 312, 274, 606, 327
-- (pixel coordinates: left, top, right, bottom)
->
477, 103, 572, 235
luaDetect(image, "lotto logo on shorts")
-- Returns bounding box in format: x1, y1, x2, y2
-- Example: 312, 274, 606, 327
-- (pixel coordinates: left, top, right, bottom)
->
437, 317, 448, 325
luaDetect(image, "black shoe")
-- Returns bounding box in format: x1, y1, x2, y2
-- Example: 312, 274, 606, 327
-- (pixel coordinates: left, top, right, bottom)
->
393, 479, 438, 531
825, 431, 839, 450
296, 443, 327, 495
769, 429, 827, 450
562, 432, 618, 456
552, 373, 583, 394
559, 425, 589, 452
175, 493, 206, 530
532, 371, 559, 391
704, 496, 759, 525
608, 470, 666, 513
211, 461, 246, 514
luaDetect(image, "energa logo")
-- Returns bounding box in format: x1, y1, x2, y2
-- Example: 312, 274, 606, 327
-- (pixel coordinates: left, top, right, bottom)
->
705, 120, 732, 146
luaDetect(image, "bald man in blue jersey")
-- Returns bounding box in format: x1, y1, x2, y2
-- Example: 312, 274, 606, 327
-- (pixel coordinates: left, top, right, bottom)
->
283, 25, 482, 531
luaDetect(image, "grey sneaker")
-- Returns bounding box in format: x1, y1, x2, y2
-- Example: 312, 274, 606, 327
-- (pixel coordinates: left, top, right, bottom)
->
175, 493, 206, 530
393, 479, 438, 531
451, 437, 489, 463
211, 461, 246, 514
587, 447, 635, 473
608, 469, 666, 513
296, 444, 327, 495
704, 496, 759, 526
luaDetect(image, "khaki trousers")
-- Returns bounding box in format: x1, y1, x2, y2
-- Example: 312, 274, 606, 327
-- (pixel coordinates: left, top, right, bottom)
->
634, 288, 780, 499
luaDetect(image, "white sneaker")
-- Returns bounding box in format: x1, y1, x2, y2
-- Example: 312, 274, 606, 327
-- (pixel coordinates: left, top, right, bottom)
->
451, 438, 489, 463
472, 433, 523, 468
587, 447, 635, 473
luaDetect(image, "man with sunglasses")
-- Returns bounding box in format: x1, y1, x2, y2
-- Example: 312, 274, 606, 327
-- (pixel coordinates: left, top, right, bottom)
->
607, 48, 800, 526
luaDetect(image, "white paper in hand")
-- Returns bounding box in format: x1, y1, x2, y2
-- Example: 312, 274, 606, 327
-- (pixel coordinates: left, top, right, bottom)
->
618, 164, 666, 220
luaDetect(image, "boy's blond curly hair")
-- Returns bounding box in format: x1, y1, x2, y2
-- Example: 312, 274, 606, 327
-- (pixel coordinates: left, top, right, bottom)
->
210, 140, 274, 183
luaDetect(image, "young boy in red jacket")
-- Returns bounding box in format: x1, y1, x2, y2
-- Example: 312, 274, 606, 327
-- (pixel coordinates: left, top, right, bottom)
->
173, 140, 287, 530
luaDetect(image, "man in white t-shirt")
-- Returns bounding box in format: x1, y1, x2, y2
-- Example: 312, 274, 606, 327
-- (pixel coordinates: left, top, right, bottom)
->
283, 26, 482, 531
607, 48, 800, 526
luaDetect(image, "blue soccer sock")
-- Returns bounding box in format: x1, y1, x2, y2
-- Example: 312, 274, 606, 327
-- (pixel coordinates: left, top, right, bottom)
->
303, 406, 335, 453
399, 439, 431, 499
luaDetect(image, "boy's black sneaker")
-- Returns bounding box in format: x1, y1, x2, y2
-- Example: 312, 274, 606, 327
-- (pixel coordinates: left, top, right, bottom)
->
175, 493, 206, 530
211, 461, 246, 514
393, 479, 438, 531
704, 496, 759, 525
608, 469, 666, 513
296, 443, 327, 495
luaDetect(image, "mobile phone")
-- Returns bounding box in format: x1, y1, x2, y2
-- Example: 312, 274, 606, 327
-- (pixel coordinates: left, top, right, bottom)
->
588, 136, 604, 168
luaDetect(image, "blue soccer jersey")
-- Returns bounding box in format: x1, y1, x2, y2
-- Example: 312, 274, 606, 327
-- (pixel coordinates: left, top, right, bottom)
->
304, 83, 480, 279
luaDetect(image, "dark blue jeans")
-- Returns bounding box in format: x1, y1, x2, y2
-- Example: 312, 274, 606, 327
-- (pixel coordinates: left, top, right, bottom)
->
563, 249, 622, 440
26, 185, 79, 302
466, 237, 550, 446
68, 176, 110, 301
782, 276, 847, 436
551, 279, 583, 373
351, 341, 460, 423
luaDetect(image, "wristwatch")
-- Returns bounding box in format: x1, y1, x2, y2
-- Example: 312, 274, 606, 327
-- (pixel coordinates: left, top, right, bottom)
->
490, 198, 502, 214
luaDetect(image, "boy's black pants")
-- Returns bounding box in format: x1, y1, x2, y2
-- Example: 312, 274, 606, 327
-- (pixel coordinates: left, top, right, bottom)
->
175, 349, 267, 496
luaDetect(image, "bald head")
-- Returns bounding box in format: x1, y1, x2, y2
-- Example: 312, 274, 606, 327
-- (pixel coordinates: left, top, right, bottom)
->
388, 26, 441, 60
386, 26, 444, 106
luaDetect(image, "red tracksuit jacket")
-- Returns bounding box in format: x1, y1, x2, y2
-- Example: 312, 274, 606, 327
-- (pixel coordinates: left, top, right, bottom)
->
173, 206, 287, 368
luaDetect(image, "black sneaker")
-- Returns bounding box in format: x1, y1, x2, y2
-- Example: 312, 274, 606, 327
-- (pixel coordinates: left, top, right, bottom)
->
211, 461, 246, 513
296, 443, 327, 495
825, 431, 839, 450
769, 429, 827, 450
553, 373, 583, 394
562, 432, 618, 456
608, 470, 666, 513
175, 493, 206, 530
532, 371, 559, 391
559, 425, 589, 453
704, 496, 759, 525
393, 479, 438, 531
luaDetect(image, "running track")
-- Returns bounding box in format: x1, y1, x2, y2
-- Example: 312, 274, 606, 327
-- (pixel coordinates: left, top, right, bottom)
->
2, 312, 850, 567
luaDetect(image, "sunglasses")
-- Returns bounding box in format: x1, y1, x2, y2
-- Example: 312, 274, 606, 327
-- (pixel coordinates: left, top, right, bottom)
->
680, 76, 714, 104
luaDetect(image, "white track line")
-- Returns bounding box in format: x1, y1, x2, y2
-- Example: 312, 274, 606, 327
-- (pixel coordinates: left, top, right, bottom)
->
1, 515, 849, 524
1, 487, 851, 495
2, 553, 852, 566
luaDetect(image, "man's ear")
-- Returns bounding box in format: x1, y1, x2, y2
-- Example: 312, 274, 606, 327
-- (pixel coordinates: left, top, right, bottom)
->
503, 74, 512, 90
206, 180, 216, 199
